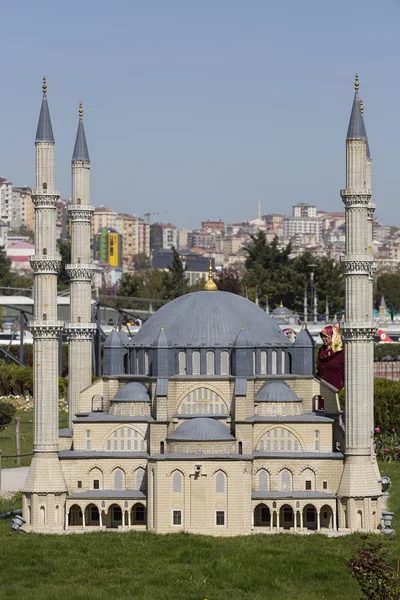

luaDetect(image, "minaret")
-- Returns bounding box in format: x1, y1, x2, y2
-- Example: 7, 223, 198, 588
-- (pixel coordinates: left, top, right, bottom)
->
338, 74, 381, 531
23, 78, 67, 530
66, 102, 96, 427
325, 296, 329, 323
379, 296, 387, 322
313, 289, 318, 323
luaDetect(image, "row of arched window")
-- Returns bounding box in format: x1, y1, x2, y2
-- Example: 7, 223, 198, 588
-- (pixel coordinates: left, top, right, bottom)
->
133, 349, 291, 376
254, 468, 327, 492
172, 470, 227, 494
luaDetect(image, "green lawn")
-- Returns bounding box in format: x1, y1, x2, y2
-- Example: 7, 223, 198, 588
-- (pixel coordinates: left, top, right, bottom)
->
0, 409, 68, 468
0, 464, 399, 600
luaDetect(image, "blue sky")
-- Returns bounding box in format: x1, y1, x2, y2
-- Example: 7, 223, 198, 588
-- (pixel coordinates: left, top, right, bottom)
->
1, 0, 399, 228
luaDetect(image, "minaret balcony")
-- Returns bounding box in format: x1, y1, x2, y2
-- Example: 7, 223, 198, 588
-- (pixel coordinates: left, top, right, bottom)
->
340, 189, 371, 204
32, 189, 61, 197
30, 254, 61, 274
66, 264, 95, 281
29, 319, 64, 339
65, 322, 96, 341
68, 205, 95, 222
341, 255, 374, 275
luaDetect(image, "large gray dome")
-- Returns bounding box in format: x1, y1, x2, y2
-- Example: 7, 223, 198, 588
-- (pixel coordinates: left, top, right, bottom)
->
256, 381, 302, 402
134, 291, 289, 347
168, 418, 234, 441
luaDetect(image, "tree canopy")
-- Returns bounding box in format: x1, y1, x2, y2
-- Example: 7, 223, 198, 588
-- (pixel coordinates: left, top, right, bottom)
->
242, 231, 344, 317
374, 273, 400, 316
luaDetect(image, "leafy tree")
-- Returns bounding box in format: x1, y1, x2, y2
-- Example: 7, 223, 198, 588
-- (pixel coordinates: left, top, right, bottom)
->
215, 269, 242, 295
118, 272, 145, 299
132, 252, 151, 271
164, 247, 189, 301
340, 378, 400, 432
57, 242, 71, 290
0, 246, 14, 289
0, 399, 16, 431
242, 232, 344, 316
375, 273, 400, 316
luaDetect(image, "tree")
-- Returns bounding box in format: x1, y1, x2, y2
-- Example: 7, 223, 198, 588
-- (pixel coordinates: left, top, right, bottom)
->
164, 247, 189, 301
215, 269, 242, 295
0, 246, 14, 289
375, 273, 400, 316
242, 232, 344, 316
57, 242, 71, 290
132, 253, 151, 271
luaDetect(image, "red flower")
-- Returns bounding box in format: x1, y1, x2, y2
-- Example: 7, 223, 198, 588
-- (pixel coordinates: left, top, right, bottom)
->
375, 427, 381, 434
392, 428, 396, 432
384, 448, 389, 453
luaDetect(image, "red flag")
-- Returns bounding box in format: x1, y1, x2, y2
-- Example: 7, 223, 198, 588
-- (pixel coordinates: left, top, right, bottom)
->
377, 329, 394, 343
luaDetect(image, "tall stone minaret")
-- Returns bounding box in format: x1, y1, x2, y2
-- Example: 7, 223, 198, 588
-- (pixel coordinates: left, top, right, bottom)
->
66, 102, 95, 427
338, 74, 381, 531
23, 78, 67, 530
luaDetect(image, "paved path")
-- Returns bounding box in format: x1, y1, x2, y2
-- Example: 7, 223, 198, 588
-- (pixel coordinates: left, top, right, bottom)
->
0, 466, 29, 492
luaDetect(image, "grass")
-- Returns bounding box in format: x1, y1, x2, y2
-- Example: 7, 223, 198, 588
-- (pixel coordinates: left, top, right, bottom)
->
0, 409, 68, 468
0, 464, 399, 599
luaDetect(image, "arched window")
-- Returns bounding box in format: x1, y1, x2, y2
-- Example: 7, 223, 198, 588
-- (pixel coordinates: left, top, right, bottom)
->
113, 468, 125, 490
135, 467, 146, 491
259, 469, 269, 491
144, 351, 149, 375
192, 351, 200, 375
315, 431, 320, 451
172, 471, 183, 493
281, 469, 292, 491
104, 427, 146, 452
178, 387, 228, 416
42, 182, 47, 190
160, 441, 165, 454
206, 351, 215, 375
302, 468, 315, 491
281, 351, 286, 374
252, 351, 256, 375
216, 471, 226, 493
238, 441, 243, 455
271, 350, 277, 375
261, 351, 267, 375
178, 351, 186, 375
92, 395, 103, 412
40, 506, 46, 525
258, 428, 302, 452
220, 351, 229, 375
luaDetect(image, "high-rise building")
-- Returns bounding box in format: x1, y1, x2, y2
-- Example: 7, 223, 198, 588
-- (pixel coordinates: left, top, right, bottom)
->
150, 222, 177, 253
293, 203, 317, 218
0, 177, 12, 224
11, 187, 33, 231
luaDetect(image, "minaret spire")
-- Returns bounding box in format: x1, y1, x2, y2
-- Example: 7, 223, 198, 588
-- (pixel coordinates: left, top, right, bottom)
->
338, 75, 381, 530
23, 78, 67, 530
66, 101, 96, 427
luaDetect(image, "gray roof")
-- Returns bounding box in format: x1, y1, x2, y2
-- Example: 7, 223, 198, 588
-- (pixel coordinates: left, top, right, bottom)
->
59, 451, 149, 459
244, 415, 333, 423
113, 382, 150, 402
168, 417, 234, 441
380, 295, 386, 308
134, 291, 290, 347
35, 95, 55, 143
156, 378, 168, 396
235, 378, 247, 396
253, 452, 344, 459
347, 92, 366, 141
255, 380, 302, 402
252, 491, 336, 500
59, 428, 73, 438
104, 329, 124, 348
361, 115, 371, 159
294, 327, 314, 347
74, 413, 153, 422
68, 490, 145, 500
72, 120, 90, 161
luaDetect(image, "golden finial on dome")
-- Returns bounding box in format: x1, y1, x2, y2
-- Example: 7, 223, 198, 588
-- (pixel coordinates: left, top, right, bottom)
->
79, 101, 83, 120
204, 258, 217, 291
241, 323, 245, 330
280, 300, 283, 307
42, 76, 47, 95
360, 98, 364, 116
354, 73, 359, 93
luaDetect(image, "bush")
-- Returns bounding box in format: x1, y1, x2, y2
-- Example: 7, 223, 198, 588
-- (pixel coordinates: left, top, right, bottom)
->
348, 536, 400, 599
0, 399, 16, 431
340, 379, 400, 432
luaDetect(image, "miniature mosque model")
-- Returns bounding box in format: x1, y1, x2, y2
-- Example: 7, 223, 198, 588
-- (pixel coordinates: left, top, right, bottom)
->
22, 75, 383, 534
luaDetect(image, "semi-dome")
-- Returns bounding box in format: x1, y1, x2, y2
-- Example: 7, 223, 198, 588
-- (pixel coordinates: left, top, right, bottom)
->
168, 417, 234, 441
134, 291, 289, 347
256, 381, 302, 402
112, 382, 150, 402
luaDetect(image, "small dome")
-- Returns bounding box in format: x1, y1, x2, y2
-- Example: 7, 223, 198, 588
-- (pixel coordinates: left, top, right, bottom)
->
272, 305, 292, 316
256, 381, 301, 402
168, 418, 234, 441
112, 382, 150, 403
